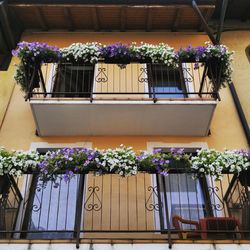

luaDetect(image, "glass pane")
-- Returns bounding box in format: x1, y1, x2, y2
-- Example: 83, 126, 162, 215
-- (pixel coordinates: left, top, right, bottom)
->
159, 173, 206, 229
53, 64, 94, 97
149, 65, 185, 98
25, 175, 79, 239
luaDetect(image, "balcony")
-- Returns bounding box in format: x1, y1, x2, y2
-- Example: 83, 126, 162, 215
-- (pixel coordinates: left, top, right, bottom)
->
27, 61, 219, 136
1, 171, 250, 246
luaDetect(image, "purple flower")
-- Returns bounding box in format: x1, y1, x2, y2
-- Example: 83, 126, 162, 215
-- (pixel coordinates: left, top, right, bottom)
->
100, 42, 131, 61
12, 41, 61, 63
153, 148, 162, 154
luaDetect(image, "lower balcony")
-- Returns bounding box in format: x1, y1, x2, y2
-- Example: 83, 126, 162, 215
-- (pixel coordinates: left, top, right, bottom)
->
1, 171, 250, 246
28, 62, 218, 136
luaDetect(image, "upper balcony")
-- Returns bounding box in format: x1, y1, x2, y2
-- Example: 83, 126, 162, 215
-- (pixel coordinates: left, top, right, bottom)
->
27, 60, 219, 136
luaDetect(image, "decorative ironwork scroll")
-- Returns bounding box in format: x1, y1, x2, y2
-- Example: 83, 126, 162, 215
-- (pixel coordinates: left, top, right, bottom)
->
208, 186, 225, 211
145, 186, 162, 211
95, 67, 108, 83
84, 186, 102, 211
138, 67, 148, 84
182, 65, 194, 84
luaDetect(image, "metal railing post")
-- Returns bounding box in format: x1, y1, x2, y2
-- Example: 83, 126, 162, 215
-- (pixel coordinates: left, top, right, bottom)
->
157, 174, 172, 249
74, 174, 85, 249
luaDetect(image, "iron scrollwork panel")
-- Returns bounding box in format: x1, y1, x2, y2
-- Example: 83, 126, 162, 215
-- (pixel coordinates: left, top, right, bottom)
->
84, 186, 102, 211
145, 186, 162, 211
95, 67, 108, 83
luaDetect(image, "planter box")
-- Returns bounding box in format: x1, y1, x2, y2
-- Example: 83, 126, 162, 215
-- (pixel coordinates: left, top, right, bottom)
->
238, 169, 250, 187
104, 58, 131, 64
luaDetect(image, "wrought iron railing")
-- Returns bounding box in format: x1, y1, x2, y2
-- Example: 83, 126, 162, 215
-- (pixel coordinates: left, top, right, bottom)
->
0, 172, 250, 247
24, 61, 221, 102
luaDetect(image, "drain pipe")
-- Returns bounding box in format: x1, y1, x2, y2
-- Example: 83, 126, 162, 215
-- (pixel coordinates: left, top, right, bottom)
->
216, 0, 250, 147
229, 83, 250, 146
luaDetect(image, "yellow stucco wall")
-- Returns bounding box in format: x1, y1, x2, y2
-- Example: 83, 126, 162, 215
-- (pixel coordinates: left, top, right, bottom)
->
0, 31, 248, 151
221, 31, 250, 128
0, 59, 16, 129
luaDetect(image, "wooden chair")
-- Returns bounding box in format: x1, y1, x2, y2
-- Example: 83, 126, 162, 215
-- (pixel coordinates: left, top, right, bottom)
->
199, 217, 241, 239
172, 215, 241, 239
172, 215, 200, 239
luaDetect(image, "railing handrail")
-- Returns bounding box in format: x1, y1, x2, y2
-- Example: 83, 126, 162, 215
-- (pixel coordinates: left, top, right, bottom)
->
23, 61, 221, 102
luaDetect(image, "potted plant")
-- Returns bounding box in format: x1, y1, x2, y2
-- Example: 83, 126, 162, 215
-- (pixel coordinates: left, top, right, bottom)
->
12, 41, 61, 92
60, 42, 101, 65
99, 42, 131, 64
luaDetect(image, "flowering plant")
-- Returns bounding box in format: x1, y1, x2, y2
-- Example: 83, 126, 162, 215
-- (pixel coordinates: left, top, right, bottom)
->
12, 42, 61, 94
0, 147, 42, 177
14, 63, 28, 93
60, 42, 102, 64
204, 42, 234, 86
177, 45, 206, 62
1, 145, 248, 183
12, 41, 60, 63
97, 145, 137, 177
130, 42, 177, 66
137, 148, 191, 175
177, 42, 234, 86
39, 148, 98, 182
100, 43, 131, 62
191, 149, 250, 180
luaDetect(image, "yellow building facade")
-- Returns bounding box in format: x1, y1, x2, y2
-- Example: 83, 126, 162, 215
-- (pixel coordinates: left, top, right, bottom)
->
0, 1, 250, 249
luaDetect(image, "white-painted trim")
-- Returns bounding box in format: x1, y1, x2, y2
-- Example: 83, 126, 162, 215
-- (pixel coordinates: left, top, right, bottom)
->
182, 62, 195, 98
91, 63, 99, 99
141, 63, 149, 98
22, 141, 92, 237
29, 141, 92, 151
46, 63, 58, 96
147, 141, 208, 153
30, 99, 218, 105
147, 141, 209, 230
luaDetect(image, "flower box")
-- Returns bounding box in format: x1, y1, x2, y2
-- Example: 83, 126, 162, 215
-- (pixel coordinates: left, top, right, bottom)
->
238, 169, 250, 187
104, 58, 131, 64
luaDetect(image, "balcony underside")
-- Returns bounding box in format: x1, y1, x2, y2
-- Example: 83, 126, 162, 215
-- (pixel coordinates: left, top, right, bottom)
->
8, 2, 215, 32
30, 99, 217, 136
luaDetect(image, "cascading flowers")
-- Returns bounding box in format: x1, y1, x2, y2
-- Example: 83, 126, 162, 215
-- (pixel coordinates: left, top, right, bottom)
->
191, 149, 250, 180
0, 147, 42, 177
97, 145, 137, 177
39, 147, 98, 182
1, 146, 248, 182
130, 42, 177, 67
137, 148, 191, 176
12, 41, 61, 63
60, 42, 102, 64
177, 42, 234, 87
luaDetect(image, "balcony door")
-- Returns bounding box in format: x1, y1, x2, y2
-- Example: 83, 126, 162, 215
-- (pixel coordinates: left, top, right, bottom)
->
156, 173, 208, 231
22, 174, 80, 239
147, 64, 186, 98
52, 64, 95, 97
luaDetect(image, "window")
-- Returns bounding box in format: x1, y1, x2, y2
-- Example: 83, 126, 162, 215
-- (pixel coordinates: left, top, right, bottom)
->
147, 64, 187, 98
152, 147, 212, 231
0, 175, 22, 238
157, 172, 208, 230
22, 174, 80, 239
53, 64, 95, 97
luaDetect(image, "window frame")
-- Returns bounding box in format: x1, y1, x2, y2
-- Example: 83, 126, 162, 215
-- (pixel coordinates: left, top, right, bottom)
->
18, 142, 92, 239
52, 63, 96, 98
147, 63, 188, 98
147, 142, 212, 231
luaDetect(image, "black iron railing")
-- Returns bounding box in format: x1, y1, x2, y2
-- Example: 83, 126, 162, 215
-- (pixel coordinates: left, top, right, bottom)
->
24, 61, 221, 102
0, 172, 250, 247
